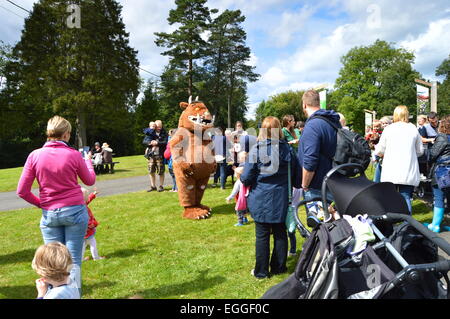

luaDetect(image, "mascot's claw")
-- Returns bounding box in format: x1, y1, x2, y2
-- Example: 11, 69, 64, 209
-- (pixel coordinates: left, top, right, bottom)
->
183, 206, 211, 220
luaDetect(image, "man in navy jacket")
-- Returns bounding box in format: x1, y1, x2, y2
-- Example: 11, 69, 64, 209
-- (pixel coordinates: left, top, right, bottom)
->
298, 90, 341, 202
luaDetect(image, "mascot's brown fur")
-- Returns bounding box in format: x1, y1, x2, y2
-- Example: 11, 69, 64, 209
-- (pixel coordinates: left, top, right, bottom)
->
170, 98, 216, 219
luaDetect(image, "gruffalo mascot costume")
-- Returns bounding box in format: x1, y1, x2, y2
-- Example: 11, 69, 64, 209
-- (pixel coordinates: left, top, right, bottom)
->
170, 97, 217, 220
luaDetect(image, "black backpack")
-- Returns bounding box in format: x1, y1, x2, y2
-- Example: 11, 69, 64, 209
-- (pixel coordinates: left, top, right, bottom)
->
316, 116, 371, 176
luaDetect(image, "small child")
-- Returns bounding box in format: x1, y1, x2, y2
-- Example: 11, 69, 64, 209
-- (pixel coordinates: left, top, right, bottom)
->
32, 242, 80, 299
226, 165, 250, 227
144, 121, 159, 159
81, 188, 105, 261
164, 129, 177, 192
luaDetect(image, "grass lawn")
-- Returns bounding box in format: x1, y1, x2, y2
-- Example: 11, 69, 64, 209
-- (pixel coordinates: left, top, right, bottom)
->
0, 183, 312, 299
0, 160, 436, 299
0, 155, 149, 192
0, 184, 435, 300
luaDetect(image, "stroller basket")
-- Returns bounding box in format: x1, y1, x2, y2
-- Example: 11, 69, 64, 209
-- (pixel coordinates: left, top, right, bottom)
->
264, 164, 450, 299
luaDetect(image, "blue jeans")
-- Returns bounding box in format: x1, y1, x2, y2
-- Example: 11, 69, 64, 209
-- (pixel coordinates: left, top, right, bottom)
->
395, 184, 414, 214
303, 188, 334, 203
169, 168, 177, 191
214, 162, 227, 189
432, 185, 450, 209
40, 205, 89, 267
373, 161, 382, 183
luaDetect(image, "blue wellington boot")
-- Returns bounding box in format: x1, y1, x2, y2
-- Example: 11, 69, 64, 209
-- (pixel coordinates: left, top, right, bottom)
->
426, 207, 445, 233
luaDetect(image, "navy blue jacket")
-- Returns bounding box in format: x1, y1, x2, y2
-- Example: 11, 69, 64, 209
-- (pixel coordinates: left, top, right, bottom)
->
143, 128, 168, 154
241, 139, 301, 224
297, 109, 341, 190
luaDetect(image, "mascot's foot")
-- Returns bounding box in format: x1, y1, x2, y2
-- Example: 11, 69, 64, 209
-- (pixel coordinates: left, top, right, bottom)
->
199, 204, 212, 214
183, 206, 211, 220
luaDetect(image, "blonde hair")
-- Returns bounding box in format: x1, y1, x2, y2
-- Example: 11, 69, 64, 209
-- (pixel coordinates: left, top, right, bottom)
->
393, 105, 409, 123
258, 116, 284, 141
338, 112, 346, 126
46, 116, 71, 140
417, 114, 428, 123
32, 242, 73, 282
149, 121, 155, 127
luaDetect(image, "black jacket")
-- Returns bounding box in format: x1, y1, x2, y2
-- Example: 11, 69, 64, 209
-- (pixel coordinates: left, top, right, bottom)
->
428, 133, 450, 185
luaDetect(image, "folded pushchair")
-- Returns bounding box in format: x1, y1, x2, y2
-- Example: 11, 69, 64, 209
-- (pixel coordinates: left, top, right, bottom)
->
263, 164, 450, 299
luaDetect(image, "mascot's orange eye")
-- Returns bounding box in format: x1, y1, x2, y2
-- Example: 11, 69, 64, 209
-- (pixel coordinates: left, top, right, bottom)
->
195, 107, 200, 111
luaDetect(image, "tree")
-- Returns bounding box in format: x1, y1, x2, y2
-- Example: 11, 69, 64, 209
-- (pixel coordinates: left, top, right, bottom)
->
133, 80, 161, 151
203, 9, 259, 128
255, 90, 305, 124
6, 0, 140, 150
0, 41, 12, 88
334, 40, 420, 133
436, 54, 450, 115
155, 0, 215, 97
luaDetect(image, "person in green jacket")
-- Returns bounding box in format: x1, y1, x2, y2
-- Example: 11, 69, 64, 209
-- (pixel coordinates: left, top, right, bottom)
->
281, 115, 300, 257
282, 115, 300, 149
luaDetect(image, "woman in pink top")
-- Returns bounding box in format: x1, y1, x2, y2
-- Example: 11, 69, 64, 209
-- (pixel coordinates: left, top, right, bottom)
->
17, 116, 96, 290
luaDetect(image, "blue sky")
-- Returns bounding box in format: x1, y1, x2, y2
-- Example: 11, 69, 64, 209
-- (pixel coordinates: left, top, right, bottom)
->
1, 0, 450, 119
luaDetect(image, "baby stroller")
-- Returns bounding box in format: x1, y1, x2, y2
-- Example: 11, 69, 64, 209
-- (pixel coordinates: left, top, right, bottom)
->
263, 163, 450, 299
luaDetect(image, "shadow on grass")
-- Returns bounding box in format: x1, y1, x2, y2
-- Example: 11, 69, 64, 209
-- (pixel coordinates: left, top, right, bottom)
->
107, 245, 153, 259
211, 204, 236, 215
0, 248, 36, 266
0, 281, 116, 299
121, 269, 226, 299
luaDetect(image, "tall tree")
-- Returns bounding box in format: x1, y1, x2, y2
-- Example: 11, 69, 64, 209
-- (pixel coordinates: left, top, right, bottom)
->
7, 0, 140, 149
133, 80, 161, 151
334, 40, 420, 133
436, 54, 450, 115
155, 0, 215, 97
255, 90, 305, 124
204, 9, 259, 128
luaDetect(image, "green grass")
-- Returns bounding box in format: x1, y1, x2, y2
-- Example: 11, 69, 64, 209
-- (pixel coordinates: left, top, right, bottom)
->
0, 155, 149, 192
0, 184, 310, 299
0, 161, 436, 299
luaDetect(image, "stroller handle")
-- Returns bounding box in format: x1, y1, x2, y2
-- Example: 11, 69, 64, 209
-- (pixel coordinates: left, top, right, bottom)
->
321, 163, 366, 221
378, 213, 450, 256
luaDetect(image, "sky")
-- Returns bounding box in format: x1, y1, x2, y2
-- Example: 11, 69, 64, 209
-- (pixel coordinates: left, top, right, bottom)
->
1, 0, 450, 119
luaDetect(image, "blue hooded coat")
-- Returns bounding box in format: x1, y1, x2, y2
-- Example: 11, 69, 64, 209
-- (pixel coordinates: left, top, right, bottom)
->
297, 109, 341, 190
241, 139, 301, 224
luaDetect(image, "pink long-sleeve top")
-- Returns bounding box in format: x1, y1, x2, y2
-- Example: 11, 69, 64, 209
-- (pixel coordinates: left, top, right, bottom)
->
17, 141, 96, 211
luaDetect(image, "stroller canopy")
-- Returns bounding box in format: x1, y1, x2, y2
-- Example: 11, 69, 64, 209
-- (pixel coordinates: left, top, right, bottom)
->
326, 173, 410, 217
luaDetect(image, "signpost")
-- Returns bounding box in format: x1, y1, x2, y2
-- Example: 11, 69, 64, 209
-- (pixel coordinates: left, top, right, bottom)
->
415, 79, 438, 116
314, 84, 329, 110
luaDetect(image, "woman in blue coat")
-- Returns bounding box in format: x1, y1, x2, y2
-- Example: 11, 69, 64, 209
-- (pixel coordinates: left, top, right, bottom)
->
241, 117, 301, 279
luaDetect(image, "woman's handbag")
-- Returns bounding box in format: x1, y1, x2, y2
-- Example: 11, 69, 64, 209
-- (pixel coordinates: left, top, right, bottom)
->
435, 157, 450, 190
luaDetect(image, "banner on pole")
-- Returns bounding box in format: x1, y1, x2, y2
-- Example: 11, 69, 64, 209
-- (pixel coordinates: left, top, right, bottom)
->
417, 84, 430, 116
319, 90, 327, 110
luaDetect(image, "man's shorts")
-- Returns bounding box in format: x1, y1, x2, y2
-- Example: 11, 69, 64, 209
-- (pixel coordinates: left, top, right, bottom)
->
148, 155, 165, 175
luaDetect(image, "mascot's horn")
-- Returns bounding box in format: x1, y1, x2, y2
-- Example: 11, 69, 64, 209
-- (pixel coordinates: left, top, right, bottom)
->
188, 96, 192, 104
195, 96, 199, 101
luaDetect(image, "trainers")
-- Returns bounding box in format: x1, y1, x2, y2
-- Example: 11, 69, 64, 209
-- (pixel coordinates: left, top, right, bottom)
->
288, 252, 297, 257
158, 186, 164, 192
147, 187, 157, 192
243, 217, 248, 224
234, 222, 244, 227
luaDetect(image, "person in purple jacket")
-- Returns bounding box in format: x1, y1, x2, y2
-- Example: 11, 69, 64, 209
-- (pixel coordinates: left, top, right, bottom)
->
17, 116, 96, 291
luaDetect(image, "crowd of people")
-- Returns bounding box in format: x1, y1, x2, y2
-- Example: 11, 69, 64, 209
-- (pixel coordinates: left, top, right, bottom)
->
15, 88, 450, 297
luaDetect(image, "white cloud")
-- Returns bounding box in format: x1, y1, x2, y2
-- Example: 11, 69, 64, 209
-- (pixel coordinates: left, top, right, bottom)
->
268, 6, 315, 47
400, 18, 450, 79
